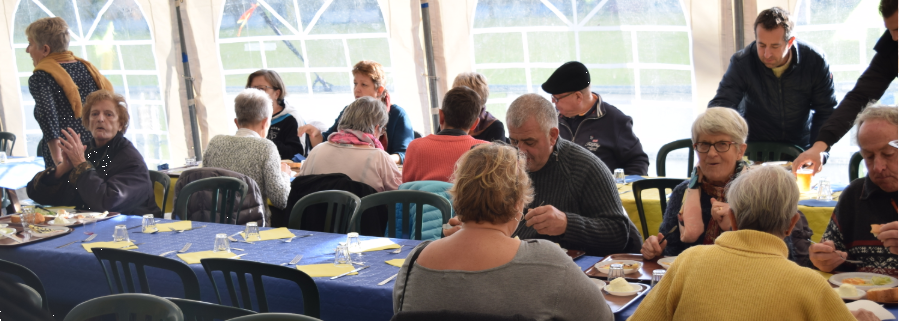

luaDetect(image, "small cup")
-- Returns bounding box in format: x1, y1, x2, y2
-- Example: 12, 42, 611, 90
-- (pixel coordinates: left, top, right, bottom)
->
614, 168, 626, 184
607, 263, 625, 280
0, 151, 7, 163
185, 157, 197, 166
20, 206, 35, 228
334, 242, 350, 265
346, 232, 364, 263
141, 214, 157, 233
213, 233, 231, 252
816, 179, 833, 201
651, 269, 666, 287
796, 168, 814, 193
112, 224, 129, 242
245, 222, 261, 241
82, 217, 96, 235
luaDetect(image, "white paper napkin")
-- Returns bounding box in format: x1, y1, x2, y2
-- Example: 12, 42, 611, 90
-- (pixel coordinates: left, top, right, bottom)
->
846, 300, 895, 320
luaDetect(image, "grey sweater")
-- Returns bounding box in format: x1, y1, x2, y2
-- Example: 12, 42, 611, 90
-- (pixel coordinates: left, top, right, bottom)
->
203, 131, 291, 209
516, 138, 642, 256
393, 240, 613, 321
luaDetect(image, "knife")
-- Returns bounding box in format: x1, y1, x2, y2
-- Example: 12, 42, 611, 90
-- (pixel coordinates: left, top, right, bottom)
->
658, 225, 678, 245
229, 253, 248, 259
330, 265, 370, 280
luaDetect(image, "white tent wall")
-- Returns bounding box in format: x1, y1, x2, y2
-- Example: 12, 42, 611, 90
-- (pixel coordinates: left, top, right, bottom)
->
0, 1, 26, 157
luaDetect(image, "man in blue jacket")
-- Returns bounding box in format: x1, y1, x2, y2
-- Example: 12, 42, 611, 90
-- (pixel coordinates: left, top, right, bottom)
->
542, 61, 650, 175
709, 7, 836, 151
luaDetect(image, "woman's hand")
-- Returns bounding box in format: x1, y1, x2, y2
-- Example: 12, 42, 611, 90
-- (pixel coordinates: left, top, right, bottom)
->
59, 128, 87, 166
851, 309, 879, 321
641, 233, 667, 260
442, 216, 462, 237
280, 162, 292, 175
710, 198, 733, 231
298, 124, 323, 147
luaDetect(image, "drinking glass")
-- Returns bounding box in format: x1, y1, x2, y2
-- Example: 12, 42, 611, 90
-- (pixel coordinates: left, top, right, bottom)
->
213, 233, 231, 252
607, 263, 625, 280
651, 269, 666, 287
141, 214, 157, 233
82, 216, 96, 235
816, 179, 833, 201
614, 168, 626, 184
0, 151, 7, 163
185, 157, 197, 166
112, 225, 129, 242
244, 222, 261, 241
334, 243, 350, 265
796, 168, 814, 193
20, 206, 35, 229
346, 232, 363, 263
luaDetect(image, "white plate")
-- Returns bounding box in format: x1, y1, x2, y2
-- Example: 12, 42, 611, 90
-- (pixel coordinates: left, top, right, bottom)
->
0, 227, 15, 235
27, 225, 68, 236
81, 212, 108, 219
45, 218, 72, 225
658, 256, 677, 269
829, 273, 898, 291
833, 287, 867, 300
594, 260, 642, 274
603, 282, 642, 296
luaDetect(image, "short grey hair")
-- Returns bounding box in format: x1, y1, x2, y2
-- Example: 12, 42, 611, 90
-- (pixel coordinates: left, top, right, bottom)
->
235, 88, 273, 127
855, 103, 898, 143
338, 96, 388, 135
506, 94, 558, 134
726, 165, 798, 235
692, 107, 749, 144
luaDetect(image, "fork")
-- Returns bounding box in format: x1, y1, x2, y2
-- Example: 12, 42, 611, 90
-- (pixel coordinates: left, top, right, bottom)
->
117, 242, 144, 249
390, 245, 404, 254
807, 239, 864, 264
160, 242, 192, 256
174, 225, 206, 233
282, 236, 297, 243
280, 255, 303, 266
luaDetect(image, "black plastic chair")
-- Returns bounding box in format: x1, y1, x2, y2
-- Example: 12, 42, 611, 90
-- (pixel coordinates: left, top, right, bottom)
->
353, 190, 453, 240
229, 313, 323, 321
200, 258, 320, 317
391, 310, 538, 321
632, 178, 684, 240
62, 293, 183, 321
173, 177, 247, 224
167, 297, 256, 321
849, 151, 864, 182
0, 131, 15, 156
92, 248, 202, 300
744, 142, 804, 162
0, 259, 50, 311
656, 138, 694, 177
149, 170, 172, 213
287, 190, 361, 233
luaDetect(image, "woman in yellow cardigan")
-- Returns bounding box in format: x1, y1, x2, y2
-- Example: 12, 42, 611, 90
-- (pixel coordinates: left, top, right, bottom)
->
628, 166, 877, 321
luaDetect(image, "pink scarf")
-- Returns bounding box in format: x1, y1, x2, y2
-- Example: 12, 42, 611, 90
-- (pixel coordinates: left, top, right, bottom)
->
327, 129, 385, 150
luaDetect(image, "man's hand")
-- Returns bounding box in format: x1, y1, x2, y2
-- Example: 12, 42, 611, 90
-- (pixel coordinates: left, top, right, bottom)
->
641, 233, 667, 260
877, 221, 898, 255
442, 216, 462, 237
809, 240, 846, 272
524, 205, 567, 236
792, 141, 828, 174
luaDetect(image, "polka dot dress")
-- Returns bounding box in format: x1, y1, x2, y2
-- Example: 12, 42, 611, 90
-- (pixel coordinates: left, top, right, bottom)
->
29, 62, 97, 168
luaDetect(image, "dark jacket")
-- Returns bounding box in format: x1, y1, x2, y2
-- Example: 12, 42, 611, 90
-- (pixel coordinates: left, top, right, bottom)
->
558, 95, 649, 175
26, 134, 161, 216
275, 173, 388, 236
471, 120, 507, 143
268, 113, 310, 160
708, 39, 836, 149
173, 168, 266, 225
323, 104, 415, 163
817, 30, 898, 147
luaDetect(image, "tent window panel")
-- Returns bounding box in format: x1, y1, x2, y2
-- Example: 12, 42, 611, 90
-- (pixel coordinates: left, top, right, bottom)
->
638, 69, 692, 102
86, 45, 122, 71
636, 31, 690, 65
347, 38, 391, 67
474, 33, 524, 64
120, 45, 156, 70
220, 42, 264, 70
579, 31, 632, 64
306, 39, 347, 68
527, 32, 576, 63
264, 41, 306, 68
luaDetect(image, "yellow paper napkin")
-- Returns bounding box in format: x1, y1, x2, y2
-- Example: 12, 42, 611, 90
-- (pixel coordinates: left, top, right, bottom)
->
154, 221, 193, 232
177, 251, 242, 264
83, 241, 137, 253
240, 227, 296, 241
385, 259, 405, 267
296, 263, 358, 277
358, 238, 401, 252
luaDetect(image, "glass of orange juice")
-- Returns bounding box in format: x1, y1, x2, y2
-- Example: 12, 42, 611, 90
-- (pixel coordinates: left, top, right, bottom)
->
796, 168, 814, 192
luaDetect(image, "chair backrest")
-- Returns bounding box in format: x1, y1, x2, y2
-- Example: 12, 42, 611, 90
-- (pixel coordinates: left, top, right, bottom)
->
849, 151, 864, 182
0, 259, 49, 311
149, 170, 172, 213
354, 190, 453, 240
631, 178, 685, 240
744, 142, 804, 163
228, 313, 323, 321
174, 177, 247, 224
0, 131, 15, 156
288, 190, 361, 233
656, 138, 694, 177
62, 293, 183, 321
200, 258, 320, 317
92, 248, 202, 300
167, 297, 256, 321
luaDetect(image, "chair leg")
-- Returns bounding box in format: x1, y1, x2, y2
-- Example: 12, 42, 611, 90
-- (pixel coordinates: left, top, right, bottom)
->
5, 189, 21, 214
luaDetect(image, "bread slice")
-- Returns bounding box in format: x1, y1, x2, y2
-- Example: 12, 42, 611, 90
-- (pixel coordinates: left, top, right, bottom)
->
871, 224, 884, 237
867, 287, 898, 303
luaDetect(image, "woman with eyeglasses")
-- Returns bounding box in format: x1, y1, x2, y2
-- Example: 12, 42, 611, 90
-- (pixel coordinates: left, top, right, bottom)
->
246, 69, 312, 160
641, 107, 810, 262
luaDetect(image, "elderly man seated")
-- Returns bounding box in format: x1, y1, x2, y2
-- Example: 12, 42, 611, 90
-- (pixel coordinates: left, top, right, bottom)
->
445, 94, 641, 256
629, 165, 878, 321
811, 105, 898, 277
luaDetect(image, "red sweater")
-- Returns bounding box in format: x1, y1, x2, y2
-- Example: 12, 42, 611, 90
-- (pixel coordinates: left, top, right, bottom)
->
402, 134, 487, 183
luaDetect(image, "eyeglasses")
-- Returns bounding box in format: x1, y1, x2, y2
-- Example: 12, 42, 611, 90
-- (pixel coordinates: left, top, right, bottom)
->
251, 85, 273, 91
550, 91, 576, 103
693, 141, 737, 153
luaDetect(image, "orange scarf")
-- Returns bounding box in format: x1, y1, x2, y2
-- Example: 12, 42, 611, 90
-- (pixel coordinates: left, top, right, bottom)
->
33, 51, 114, 118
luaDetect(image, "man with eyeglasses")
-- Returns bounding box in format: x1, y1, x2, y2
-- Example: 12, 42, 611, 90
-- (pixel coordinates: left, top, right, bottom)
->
541, 61, 649, 175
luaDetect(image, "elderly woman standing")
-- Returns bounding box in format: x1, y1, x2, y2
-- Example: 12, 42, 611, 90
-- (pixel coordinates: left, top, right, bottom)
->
299, 96, 402, 192
26, 17, 113, 168
629, 166, 876, 321
641, 108, 811, 261
301, 60, 414, 164
203, 89, 292, 211
26, 90, 160, 216
451, 72, 506, 142
393, 143, 612, 320
246, 69, 311, 160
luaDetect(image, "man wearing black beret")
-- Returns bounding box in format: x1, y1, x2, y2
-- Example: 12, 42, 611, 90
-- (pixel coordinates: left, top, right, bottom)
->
542, 61, 650, 175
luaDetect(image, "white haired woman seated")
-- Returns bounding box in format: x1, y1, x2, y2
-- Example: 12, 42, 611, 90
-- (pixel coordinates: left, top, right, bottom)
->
298, 96, 402, 192
629, 165, 878, 321
203, 88, 292, 211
